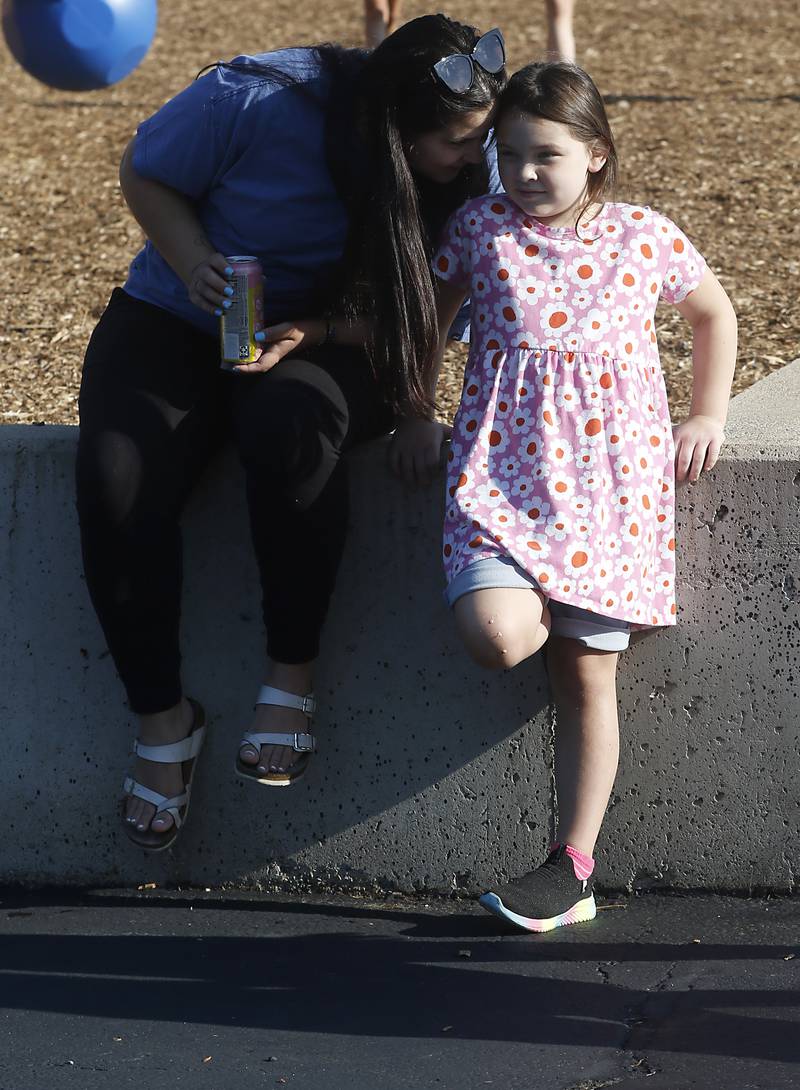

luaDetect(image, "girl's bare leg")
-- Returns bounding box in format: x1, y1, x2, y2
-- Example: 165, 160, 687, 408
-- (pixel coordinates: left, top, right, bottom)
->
546, 636, 619, 856
453, 587, 551, 671
545, 0, 577, 62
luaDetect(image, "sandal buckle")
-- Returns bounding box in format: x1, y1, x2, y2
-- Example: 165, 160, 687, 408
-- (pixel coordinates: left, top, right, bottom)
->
300, 695, 315, 716
293, 732, 314, 753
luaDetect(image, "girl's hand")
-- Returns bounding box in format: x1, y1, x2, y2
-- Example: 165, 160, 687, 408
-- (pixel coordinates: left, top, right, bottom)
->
233, 319, 325, 375
187, 253, 236, 314
388, 417, 452, 487
672, 414, 726, 483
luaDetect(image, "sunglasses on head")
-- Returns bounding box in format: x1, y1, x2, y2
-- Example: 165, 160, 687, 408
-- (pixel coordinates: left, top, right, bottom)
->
432, 28, 506, 93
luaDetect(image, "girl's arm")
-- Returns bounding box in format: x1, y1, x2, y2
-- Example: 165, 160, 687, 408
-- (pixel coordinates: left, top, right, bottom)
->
388, 279, 469, 486
119, 138, 232, 313
673, 268, 737, 483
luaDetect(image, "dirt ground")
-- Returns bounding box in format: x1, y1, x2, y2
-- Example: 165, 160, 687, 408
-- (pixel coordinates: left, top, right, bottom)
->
1, 0, 797, 425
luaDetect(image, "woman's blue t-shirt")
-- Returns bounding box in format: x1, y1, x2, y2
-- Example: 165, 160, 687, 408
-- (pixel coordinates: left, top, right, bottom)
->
124, 49, 348, 336
123, 46, 500, 340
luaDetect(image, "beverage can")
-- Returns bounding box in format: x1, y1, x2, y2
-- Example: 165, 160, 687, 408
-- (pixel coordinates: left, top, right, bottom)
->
219, 256, 264, 369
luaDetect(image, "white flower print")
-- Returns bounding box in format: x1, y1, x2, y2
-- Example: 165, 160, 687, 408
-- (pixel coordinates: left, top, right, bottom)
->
567, 255, 602, 287
609, 304, 630, 332
601, 240, 625, 267
599, 590, 620, 614
483, 198, 513, 223
569, 492, 592, 519
621, 205, 648, 228
532, 561, 557, 592
537, 403, 560, 434
519, 238, 546, 265
593, 559, 614, 588
613, 453, 635, 485
521, 497, 551, 525
610, 485, 634, 514
549, 469, 575, 501
617, 263, 641, 296
493, 298, 525, 332
495, 452, 523, 480
605, 421, 626, 459
472, 272, 491, 298
545, 513, 571, 541
515, 532, 551, 561
579, 308, 611, 341
518, 431, 545, 463
630, 232, 659, 269
554, 384, 580, 411
577, 408, 604, 445
570, 288, 594, 310
564, 546, 593, 578
474, 481, 507, 508
546, 279, 570, 305
509, 475, 536, 500
576, 577, 595, 600
510, 406, 536, 434
550, 437, 574, 467
518, 276, 547, 306
485, 424, 511, 455
542, 254, 566, 279
489, 506, 515, 533
579, 468, 601, 491
494, 255, 521, 289
540, 301, 575, 335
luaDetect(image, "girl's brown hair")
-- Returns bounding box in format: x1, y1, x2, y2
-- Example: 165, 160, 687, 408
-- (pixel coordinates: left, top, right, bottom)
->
495, 62, 618, 221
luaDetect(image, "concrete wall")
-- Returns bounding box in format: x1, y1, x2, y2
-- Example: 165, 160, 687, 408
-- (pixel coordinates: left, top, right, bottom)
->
1, 360, 798, 894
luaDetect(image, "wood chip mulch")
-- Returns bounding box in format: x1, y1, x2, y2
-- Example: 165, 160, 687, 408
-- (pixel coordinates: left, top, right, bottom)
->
1, 0, 797, 425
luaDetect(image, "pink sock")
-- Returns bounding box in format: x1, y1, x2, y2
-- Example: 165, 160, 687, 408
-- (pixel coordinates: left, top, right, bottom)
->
552, 842, 595, 880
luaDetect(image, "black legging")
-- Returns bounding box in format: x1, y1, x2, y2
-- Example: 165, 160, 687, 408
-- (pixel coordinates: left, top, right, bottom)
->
76, 289, 393, 714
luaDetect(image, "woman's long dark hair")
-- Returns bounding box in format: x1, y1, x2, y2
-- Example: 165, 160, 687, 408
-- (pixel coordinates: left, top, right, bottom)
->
201, 15, 506, 414
346, 15, 505, 414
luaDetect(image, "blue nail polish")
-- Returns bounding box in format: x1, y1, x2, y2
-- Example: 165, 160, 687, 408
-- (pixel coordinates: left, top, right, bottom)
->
223, 285, 234, 297
224, 265, 233, 276
214, 308, 222, 317
222, 299, 232, 309
254, 331, 265, 342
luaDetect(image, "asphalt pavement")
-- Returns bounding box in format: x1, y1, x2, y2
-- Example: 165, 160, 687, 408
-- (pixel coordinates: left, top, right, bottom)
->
0, 887, 798, 1090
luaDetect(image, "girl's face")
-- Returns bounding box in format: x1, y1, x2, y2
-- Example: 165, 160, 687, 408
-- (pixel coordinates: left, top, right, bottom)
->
496, 111, 607, 226
407, 106, 495, 185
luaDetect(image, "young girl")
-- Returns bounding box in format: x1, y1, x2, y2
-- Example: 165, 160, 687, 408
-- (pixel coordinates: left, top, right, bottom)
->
393, 62, 736, 931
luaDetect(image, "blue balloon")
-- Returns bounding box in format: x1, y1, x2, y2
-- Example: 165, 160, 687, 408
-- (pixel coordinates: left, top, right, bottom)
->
2, 0, 157, 92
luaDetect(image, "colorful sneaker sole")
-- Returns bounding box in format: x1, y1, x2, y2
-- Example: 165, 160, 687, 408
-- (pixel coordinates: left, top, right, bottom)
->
479, 891, 597, 933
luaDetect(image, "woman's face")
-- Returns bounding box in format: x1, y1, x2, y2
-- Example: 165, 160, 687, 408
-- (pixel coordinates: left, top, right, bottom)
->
406, 106, 495, 184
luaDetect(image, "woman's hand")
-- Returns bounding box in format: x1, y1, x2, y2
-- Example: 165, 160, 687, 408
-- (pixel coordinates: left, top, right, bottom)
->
672, 414, 725, 483
388, 416, 451, 487
233, 320, 325, 375
187, 253, 236, 314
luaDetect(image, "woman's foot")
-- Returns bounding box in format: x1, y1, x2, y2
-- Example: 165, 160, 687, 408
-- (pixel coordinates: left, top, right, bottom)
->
123, 697, 195, 835
238, 661, 315, 780
238, 698, 314, 778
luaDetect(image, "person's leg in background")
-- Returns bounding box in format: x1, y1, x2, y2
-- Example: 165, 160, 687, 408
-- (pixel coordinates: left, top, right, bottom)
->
364, 0, 403, 49
545, 0, 577, 62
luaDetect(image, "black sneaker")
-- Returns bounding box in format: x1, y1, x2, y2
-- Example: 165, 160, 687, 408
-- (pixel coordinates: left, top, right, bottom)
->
479, 845, 596, 933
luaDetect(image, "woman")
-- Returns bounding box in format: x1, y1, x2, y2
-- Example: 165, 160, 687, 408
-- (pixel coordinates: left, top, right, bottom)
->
76, 15, 506, 849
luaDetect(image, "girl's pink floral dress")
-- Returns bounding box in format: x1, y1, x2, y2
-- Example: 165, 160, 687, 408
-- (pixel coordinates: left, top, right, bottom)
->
434, 198, 707, 628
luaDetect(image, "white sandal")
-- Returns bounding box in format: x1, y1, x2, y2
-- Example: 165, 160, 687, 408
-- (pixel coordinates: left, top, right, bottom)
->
235, 685, 316, 787
121, 698, 207, 851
